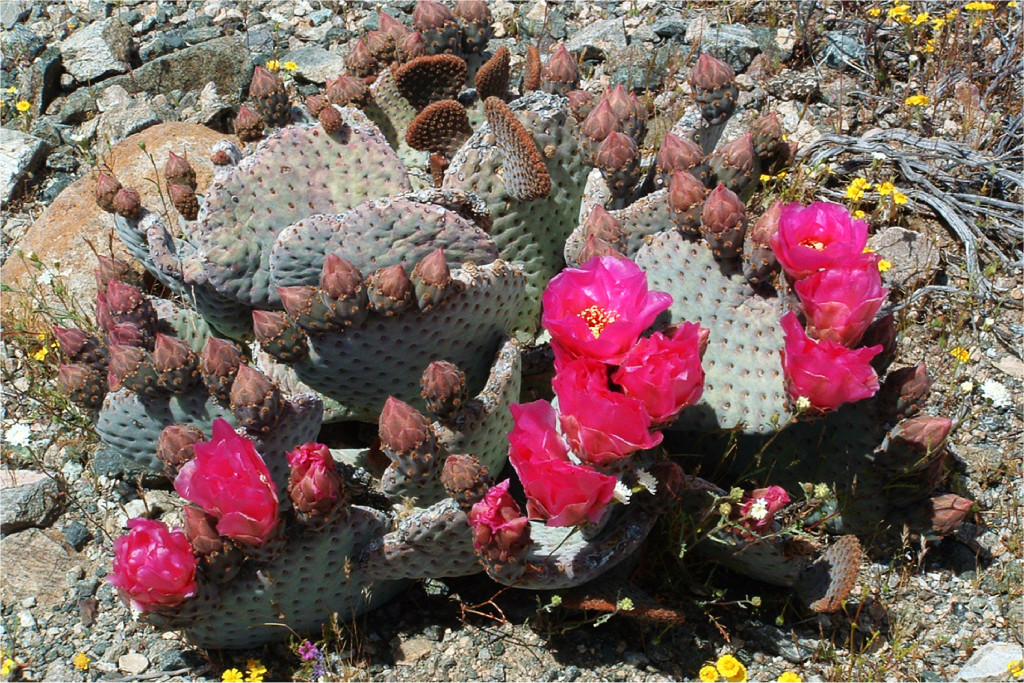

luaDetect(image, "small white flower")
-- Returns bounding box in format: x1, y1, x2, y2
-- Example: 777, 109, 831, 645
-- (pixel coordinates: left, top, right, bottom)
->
813, 483, 830, 499
960, 380, 975, 394
748, 498, 769, 521
613, 480, 632, 504
908, 54, 919, 64
38, 271, 53, 286
635, 468, 658, 495
872, 151, 887, 161
5, 424, 32, 447
981, 379, 1011, 408
982, 317, 995, 331
795, 396, 812, 412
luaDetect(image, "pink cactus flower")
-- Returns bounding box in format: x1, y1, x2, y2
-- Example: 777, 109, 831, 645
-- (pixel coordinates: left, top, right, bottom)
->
508, 401, 617, 527
286, 442, 345, 516
553, 357, 663, 465
542, 255, 672, 365
611, 322, 707, 423
174, 418, 279, 546
467, 479, 531, 563
738, 486, 791, 531
770, 202, 869, 279
780, 312, 882, 413
107, 518, 198, 612
795, 253, 889, 346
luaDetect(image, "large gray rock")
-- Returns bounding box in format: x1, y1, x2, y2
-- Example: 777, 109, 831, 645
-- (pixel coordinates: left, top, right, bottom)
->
0, 528, 85, 610
0, 470, 64, 535
60, 18, 132, 82
0, 0, 30, 29
867, 226, 941, 291
1, 24, 45, 63
821, 31, 866, 71
687, 21, 761, 73
0, 128, 50, 204
17, 46, 63, 117
95, 85, 163, 147
565, 17, 628, 61
957, 642, 1024, 681
282, 46, 347, 85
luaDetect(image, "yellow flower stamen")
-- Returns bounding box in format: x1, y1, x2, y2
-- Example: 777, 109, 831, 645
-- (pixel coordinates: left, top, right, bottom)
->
578, 305, 619, 338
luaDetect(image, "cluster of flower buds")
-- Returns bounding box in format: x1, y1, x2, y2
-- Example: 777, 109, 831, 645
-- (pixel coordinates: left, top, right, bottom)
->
470, 256, 706, 548
773, 202, 890, 413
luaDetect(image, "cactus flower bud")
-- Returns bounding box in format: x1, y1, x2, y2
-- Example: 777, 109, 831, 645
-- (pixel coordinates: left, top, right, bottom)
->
402, 31, 428, 60
157, 424, 205, 474
367, 264, 414, 314
411, 247, 454, 309
690, 53, 735, 91
229, 364, 283, 432
421, 359, 467, 418
580, 98, 620, 145
891, 415, 952, 453
860, 313, 897, 374
750, 201, 783, 247
413, 0, 454, 31
318, 105, 346, 135
107, 322, 146, 348
467, 480, 531, 563
252, 309, 308, 362
94, 255, 136, 292
929, 494, 973, 535
584, 205, 624, 247
57, 362, 106, 411
441, 453, 492, 507
595, 131, 639, 172
879, 362, 931, 418
577, 234, 620, 263
345, 38, 375, 78
320, 254, 364, 299
453, 0, 490, 24
668, 170, 707, 215
54, 326, 100, 362
181, 505, 223, 555
164, 151, 196, 190
379, 11, 411, 41
94, 173, 122, 213
174, 418, 280, 546
542, 44, 579, 94
153, 333, 200, 391
95, 291, 113, 332
657, 133, 704, 182
200, 337, 242, 401
108, 343, 153, 389
305, 94, 327, 117
105, 279, 143, 317
325, 74, 369, 108
112, 187, 142, 219
379, 396, 431, 453
701, 184, 746, 260
107, 518, 198, 612
234, 104, 264, 143
168, 183, 199, 220
249, 64, 282, 100
286, 442, 345, 516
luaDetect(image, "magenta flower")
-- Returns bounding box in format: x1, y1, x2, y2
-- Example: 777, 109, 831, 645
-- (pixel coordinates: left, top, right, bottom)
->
466, 479, 531, 563
738, 486, 791, 531
611, 322, 707, 423
780, 311, 882, 412
542, 255, 672, 365
508, 401, 617, 527
174, 418, 279, 546
770, 202, 869, 279
553, 357, 662, 465
795, 254, 889, 346
107, 518, 198, 612
286, 442, 345, 516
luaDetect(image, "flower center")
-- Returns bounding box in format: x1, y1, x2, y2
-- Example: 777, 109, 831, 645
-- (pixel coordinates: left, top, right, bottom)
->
799, 238, 826, 250
578, 304, 619, 338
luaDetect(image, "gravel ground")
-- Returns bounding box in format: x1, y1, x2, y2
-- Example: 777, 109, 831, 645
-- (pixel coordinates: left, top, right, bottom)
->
1, 1, 1021, 681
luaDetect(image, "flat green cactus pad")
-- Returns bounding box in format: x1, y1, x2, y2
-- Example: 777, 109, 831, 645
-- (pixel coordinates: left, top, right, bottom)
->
269, 197, 498, 290
635, 230, 792, 434
198, 122, 413, 309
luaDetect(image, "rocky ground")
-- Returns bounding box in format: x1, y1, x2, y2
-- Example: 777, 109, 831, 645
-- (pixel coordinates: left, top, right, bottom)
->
1, 0, 1021, 681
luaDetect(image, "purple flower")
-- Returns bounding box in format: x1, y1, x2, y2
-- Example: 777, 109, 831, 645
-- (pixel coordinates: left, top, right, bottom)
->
298, 640, 321, 662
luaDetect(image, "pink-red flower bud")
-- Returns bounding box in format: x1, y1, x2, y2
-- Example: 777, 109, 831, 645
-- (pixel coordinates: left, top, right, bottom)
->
107, 518, 198, 612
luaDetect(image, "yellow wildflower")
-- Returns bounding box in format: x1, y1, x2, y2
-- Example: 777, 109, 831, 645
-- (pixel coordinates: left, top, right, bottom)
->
283, 61, 298, 71
924, 39, 935, 52
913, 11, 930, 24
905, 94, 931, 106
776, 171, 788, 179
72, 653, 90, 671
877, 181, 895, 196
222, 669, 244, 683
1008, 660, 1024, 679
1010, 2, 1019, 7
15, 100, 30, 112
245, 659, 267, 683
845, 177, 871, 201
893, 191, 908, 204
778, 674, 802, 683
878, 259, 893, 273
947, 8, 960, 18
1, 651, 14, 676
716, 654, 748, 683
964, 1, 995, 10
265, 59, 281, 71
699, 665, 720, 682
950, 346, 970, 363
888, 4, 910, 19
868, 7, 882, 16
932, 16, 947, 29
5, 86, 15, 94
853, 210, 867, 220
759, 174, 772, 183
